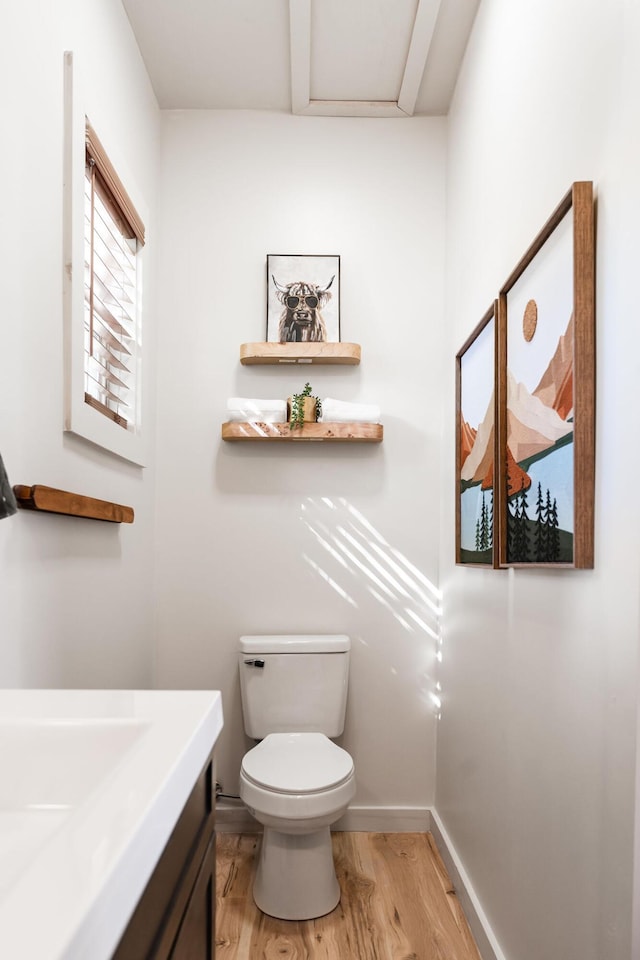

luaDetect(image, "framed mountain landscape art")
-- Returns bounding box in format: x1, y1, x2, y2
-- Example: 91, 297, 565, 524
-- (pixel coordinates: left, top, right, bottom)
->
456, 303, 499, 567
497, 182, 595, 568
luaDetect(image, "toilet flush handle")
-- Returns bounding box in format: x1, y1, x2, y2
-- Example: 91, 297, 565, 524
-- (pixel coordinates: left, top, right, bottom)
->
244, 658, 265, 668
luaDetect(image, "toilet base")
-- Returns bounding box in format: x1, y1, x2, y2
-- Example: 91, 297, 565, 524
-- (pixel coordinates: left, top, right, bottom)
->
253, 825, 340, 920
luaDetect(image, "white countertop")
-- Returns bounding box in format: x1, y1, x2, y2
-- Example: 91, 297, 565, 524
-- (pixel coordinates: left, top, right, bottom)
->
0, 689, 224, 960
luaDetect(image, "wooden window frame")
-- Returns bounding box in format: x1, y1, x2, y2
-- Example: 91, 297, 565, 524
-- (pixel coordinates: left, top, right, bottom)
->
84, 133, 142, 431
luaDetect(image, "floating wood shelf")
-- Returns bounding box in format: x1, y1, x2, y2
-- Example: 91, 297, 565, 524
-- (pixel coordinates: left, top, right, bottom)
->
221, 421, 383, 442
13, 485, 134, 523
240, 342, 361, 365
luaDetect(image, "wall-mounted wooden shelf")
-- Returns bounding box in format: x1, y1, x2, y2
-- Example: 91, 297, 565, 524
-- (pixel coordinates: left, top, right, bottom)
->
222, 421, 382, 442
13, 485, 134, 523
240, 342, 361, 365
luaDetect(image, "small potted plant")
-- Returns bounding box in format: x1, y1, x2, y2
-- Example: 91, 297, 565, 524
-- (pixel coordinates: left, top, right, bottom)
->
288, 382, 322, 430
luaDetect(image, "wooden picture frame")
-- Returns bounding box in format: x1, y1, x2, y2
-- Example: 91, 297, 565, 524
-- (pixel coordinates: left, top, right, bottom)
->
456, 302, 499, 567
266, 254, 340, 343
497, 182, 595, 568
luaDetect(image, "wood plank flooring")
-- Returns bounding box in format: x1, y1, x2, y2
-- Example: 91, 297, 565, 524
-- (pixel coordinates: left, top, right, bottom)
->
216, 832, 482, 960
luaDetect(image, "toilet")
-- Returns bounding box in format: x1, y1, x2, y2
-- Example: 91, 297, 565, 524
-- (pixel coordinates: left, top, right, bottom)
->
238, 634, 356, 920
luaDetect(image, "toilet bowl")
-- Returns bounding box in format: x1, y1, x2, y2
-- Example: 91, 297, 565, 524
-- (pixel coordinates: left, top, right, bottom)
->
239, 732, 356, 919
241, 732, 355, 830
237, 635, 355, 921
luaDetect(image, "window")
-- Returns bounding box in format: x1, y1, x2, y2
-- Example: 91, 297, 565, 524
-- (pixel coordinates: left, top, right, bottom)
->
84, 122, 145, 430
63, 51, 149, 465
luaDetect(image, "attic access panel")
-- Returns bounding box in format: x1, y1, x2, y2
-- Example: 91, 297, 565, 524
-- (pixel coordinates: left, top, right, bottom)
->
291, 0, 444, 117
309, 0, 419, 103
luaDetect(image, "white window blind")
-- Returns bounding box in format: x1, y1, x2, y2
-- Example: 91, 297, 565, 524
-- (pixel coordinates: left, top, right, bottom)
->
84, 122, 145, 430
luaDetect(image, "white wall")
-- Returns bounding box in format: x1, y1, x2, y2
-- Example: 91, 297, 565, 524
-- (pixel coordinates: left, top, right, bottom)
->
438, 2, 640, 959
0, 1, 160, 687
153, 111, 446, 816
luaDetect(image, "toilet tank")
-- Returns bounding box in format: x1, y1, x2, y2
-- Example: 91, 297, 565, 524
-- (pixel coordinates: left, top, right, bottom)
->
239, 635, 350, 739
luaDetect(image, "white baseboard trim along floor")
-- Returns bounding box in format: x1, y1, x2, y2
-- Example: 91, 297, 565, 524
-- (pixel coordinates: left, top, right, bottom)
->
216, 802, 431, 834
429, 808, 506, 960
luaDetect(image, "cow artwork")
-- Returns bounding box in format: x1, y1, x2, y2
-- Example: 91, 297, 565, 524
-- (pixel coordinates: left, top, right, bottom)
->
271, 274, 335, 343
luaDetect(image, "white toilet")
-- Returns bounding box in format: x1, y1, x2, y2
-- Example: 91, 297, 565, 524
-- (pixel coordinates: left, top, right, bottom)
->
238, 634, 356, 920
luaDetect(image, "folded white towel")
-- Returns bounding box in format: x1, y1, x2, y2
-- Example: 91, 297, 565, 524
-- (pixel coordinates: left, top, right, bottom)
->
226, 398, 287, 423
319, 398, 381, 423
226, 410, 287, 423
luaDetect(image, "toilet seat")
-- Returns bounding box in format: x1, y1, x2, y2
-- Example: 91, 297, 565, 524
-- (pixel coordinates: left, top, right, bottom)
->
241, 732, 353, 794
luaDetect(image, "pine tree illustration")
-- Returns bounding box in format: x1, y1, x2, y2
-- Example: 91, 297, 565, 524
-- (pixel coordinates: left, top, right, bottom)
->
534, 482, 547, 562
475, 519, 481, 552
507, 496, 517, 561
511, 489, 531, 562
548, 497, 560, 561
479, 493, 489, 551
506, 460, 523, 561
542, 489, 553, 561
488, 490, 494, 548
511, 496, 521, 561
521, 487, 531, 561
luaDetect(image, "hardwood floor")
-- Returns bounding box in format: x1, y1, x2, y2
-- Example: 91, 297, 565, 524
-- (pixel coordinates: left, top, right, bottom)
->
216, 832, 482, 960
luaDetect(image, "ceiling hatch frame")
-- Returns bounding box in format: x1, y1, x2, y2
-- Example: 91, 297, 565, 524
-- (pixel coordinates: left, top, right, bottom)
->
289, 0, 443, 118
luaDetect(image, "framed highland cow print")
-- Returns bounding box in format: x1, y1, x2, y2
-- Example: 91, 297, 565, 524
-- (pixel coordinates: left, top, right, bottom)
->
497, 182, 595, 568
456, 303, 499, 567
267, 254, 340, 343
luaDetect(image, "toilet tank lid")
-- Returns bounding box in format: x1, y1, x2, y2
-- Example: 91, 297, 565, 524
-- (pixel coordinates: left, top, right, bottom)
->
239, 635, 350, 654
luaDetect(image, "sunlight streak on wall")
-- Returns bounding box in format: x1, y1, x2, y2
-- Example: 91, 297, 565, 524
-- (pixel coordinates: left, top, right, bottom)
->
302, 553, 358, 607
301, 497, 444, 717
368, 586, 415, 632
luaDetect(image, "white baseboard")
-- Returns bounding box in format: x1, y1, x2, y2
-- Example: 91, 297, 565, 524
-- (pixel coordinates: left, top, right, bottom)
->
216, 802, 431, 834
216, 801, 259, 833
429, 808, 506, 960
334, 805, 431, 832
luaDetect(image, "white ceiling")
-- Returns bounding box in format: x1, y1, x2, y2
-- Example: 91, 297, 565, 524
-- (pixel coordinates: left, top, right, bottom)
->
120, 0, 480, 117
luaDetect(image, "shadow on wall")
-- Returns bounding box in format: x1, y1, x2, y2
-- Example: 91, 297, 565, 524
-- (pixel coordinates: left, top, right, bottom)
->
300, 496, 443, 716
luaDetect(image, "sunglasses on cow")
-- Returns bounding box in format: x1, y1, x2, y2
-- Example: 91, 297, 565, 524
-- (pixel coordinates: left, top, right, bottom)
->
286, 294, 319, 310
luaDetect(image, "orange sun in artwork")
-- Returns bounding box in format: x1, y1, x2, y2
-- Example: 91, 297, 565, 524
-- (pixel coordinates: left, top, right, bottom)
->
523, 299, 538, 341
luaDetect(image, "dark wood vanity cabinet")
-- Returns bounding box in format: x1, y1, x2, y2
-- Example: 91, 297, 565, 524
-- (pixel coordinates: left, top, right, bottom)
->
112, 752, 216, 960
